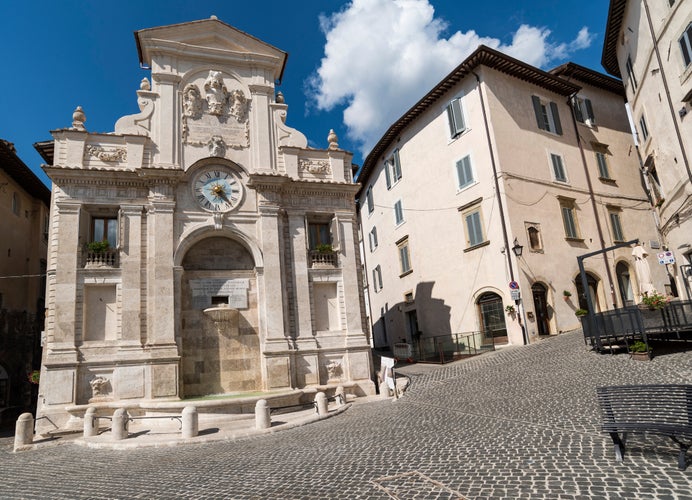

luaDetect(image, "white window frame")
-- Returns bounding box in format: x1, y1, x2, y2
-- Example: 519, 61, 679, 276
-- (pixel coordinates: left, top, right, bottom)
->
368, 226, 378, 252
550, 153, 568, 183
463, 208, 485, 248
372, 265, 383, 292
679, 22, 692, 68
455, 154, 475, 191
447, 97, 466, 139
397, 237, 412, 276
393, 200, 404, 226
532, 95, 563, 135
385, 149, 402, 189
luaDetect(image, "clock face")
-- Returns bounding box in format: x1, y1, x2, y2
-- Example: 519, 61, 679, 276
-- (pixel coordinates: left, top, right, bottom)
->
192, 167, 242, 212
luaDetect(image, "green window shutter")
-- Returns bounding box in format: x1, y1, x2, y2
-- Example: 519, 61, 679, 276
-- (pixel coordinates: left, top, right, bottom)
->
393, 149, 402, 180
550, 102, 562, 135
584, 98, 595, 123
384, 161, 392, 189
532, 95, 546, 130
447, 98, 465, 138
456, 155, 473, 189
572, 97, 584, 123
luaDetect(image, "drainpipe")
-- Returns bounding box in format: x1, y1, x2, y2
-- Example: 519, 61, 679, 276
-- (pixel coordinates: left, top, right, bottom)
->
473, 71, 528, 345
567, 92, 618, 309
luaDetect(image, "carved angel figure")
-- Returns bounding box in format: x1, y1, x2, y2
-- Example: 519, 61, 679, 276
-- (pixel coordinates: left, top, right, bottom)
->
208, 136, 226, 157
204, 71, 229, 116
183, 84, 203, 119
89, 376, 108, 397
229, 89, 248, 122
327, 360, 343, 379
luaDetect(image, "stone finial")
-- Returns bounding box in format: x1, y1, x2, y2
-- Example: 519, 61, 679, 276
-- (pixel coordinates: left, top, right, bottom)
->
140, 77, 151, 91
327, 129, 338, 150
72, 106, 86, 130
275, 91, 284, 104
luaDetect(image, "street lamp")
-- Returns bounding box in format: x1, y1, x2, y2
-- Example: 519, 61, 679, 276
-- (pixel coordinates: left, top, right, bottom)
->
512, 238, 523, 257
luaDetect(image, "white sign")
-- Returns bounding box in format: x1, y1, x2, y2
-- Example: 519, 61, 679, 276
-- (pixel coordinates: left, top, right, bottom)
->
511, 290, 521, 301
189, 278, 250, 309
657, 251, 675, 265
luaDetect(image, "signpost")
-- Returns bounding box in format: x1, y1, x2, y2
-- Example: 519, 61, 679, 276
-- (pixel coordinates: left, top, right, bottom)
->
657, 251, 675, 265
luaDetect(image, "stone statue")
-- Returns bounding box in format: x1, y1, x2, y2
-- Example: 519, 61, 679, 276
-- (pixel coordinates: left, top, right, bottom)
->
183, 84, 203, 119
89, 376, 108, 397
327, 360, 343, 380
229, 89, 248, 122
204, 71, 229, 116
208, 135, 226, 157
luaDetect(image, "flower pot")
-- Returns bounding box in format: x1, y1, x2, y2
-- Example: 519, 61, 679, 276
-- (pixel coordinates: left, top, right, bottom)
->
630, 351, 650, 361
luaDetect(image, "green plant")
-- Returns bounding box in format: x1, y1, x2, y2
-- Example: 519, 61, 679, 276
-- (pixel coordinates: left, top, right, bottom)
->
575, 308, 588, 317
562, 290, 572, 297
629, 340, 648, 353
27, 370, 40, 384
86, 240, 110, 253
641, 290, 670, 310
505, 305, 515, 314
314, 243, 333, 253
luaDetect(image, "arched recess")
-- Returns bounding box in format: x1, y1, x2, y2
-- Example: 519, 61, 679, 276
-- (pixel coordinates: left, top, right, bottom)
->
615, 261, 634, 307
177, 233, 262, 398
531, 282, 551, 336
476, 291, 508, 345
575, 271, 602, 313
174, 224, 263, 270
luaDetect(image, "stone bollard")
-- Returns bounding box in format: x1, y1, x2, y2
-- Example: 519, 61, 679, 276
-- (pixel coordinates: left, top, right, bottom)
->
379, 381, 391, 398
83, 407, 99, 438
335, 386, 346, 407
255, 399, 271, 430
182, 406, 198, 438
315, 392, 328, 416
14, 413, 34, 451
111, 408, 129, 440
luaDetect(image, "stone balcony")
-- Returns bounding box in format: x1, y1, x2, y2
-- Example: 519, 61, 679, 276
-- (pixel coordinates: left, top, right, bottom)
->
308, 250, 339, 269
84, 249, 119, 268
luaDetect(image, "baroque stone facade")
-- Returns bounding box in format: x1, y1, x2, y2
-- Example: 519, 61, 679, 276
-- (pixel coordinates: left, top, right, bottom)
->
35, 17, 374, 432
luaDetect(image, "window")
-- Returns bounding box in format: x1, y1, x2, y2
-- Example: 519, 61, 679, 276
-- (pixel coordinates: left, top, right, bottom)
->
372, 265, 383, 292
559, 199, 579, 239
531, 96, 563, 135
464, 209, 484, 247
308, 222, 331, 249
394, 200, 404, 226
366, 186, 374, 214
92, 217, 118, 248
609, 210, 625, 242
455, 155, 474, 190
447, 97, 466, 139
639, 114, 649, 142
680, 23, 692, 67
384, 149, 402, 189
397, 237, 412, 275
11, 192, 19, 216
368, 226, 378, 252
550, 153, 567, 182
526, 224, 543, 252
646, 162, 665, 206
596, 152, 610, 179
625, 55, 638, 91
572, 96, 595, 125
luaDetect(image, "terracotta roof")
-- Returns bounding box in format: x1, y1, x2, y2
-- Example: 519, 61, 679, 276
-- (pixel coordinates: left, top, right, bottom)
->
357, 45, 581, 189
550, 62, 625, 96
33, 140, 54, 165
0, 139, 51, 205
601, 0, 627, 77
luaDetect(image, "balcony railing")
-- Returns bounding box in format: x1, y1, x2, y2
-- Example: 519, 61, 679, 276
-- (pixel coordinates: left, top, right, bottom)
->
84, 249, 119, 268
308, 250, 339, 268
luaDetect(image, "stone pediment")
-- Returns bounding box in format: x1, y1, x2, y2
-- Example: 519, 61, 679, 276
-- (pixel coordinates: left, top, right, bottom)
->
136, 17, 287, 79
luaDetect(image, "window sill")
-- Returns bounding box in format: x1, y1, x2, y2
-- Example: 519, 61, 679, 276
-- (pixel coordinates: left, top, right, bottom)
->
399, 269, 413, 278
564, 237, 585, 243
456, 181, 478, 194
448, 127, 470, 145
598, 177, 617, 184
463, 240, 490, 253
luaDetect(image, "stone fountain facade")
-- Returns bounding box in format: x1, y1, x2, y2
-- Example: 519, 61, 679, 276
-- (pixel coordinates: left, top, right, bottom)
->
35, 17, 375, 432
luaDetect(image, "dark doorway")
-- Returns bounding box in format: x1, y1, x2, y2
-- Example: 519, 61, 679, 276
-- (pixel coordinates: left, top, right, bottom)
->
575, 272, 600, 313
531, 283, 550, 336
477, 292, 508, 345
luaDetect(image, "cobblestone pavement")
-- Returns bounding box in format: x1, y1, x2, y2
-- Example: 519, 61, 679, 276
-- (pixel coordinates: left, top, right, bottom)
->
1, 331, 691, 499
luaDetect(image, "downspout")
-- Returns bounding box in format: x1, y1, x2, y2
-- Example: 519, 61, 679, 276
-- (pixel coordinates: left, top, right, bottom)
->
567, 92, 618, 308
642, 0, 692, 183
473, 71, 528, 345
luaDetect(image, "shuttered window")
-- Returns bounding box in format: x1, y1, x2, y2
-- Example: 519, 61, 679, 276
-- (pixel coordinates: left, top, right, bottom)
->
447, 97, 466, 138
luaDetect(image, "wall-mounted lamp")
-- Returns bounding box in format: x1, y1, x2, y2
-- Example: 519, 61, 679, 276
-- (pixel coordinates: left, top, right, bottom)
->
512, 238, 524, 257
679, 107, 687, 118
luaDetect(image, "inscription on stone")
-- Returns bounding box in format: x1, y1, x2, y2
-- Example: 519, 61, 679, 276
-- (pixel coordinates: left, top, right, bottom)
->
185, 115, 248, 148
190, 278, 249, 309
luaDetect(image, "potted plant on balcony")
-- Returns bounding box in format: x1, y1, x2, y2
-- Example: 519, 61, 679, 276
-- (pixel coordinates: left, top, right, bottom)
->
505, 304, 515, 315
86, 240, 110, 254
315, 243, 333, 253
628, 340, 650, 361
640, 290, 669, 310
562, 290, 572, 301
575, 308, 588, 317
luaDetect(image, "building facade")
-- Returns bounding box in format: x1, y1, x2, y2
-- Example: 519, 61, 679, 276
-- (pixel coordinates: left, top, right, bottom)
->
603, 0, 692, 299
0, 139, 50, 419
358, 46, 667, 350
35, 18, 374, 433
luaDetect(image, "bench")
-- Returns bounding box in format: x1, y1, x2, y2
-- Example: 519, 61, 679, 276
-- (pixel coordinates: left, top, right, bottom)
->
596, 385, 692, 470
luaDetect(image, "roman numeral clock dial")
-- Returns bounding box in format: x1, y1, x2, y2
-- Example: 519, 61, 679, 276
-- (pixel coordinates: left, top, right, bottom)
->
192, 166, 243, 213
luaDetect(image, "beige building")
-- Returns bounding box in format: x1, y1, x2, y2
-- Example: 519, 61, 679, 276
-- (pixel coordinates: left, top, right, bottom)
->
358, 46, 667, 350
0, 139, 50, 415
603, 0, 692, 299
34, 18, 374, 433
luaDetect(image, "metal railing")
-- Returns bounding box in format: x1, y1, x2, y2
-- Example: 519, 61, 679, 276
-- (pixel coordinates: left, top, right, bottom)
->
411, 331, 496, 364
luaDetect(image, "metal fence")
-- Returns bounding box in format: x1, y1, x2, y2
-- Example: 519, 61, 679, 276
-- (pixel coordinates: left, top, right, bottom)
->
411, 330, 496, 364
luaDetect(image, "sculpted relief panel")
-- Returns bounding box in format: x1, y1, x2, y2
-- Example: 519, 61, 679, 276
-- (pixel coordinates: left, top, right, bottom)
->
182, 70, 250, 153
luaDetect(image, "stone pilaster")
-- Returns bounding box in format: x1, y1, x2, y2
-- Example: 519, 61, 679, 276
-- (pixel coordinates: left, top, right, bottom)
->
287, 210, 315, 343
151, 73, 181, 168
248, 84, 275, 172
257, 204, 287, 342
337, 214, 368, 345
119, 204, 143, 349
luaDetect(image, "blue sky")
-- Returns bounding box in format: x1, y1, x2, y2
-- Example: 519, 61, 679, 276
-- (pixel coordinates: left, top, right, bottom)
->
1, 0, 610, 187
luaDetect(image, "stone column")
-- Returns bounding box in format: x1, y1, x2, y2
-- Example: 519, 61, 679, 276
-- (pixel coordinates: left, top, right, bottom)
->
337, 214, 368, 344
150, 73, 181, 168
257, 204, 287, 342
248, 84, 275, 172
287, 210, 314, 342
52, 201, 81, 348
146, 197, 176, 347
119, 204, 143, 349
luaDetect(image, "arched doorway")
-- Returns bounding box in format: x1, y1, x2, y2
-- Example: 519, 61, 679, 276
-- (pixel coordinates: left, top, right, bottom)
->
575, 272, 601, 313
477, 292, 508, 345
616, 262, 634, 307
180, 236, 260, 397
531, 283, 551, 336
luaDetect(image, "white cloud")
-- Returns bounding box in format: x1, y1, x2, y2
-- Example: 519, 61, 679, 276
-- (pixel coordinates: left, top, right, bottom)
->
307, 0, 593, 156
